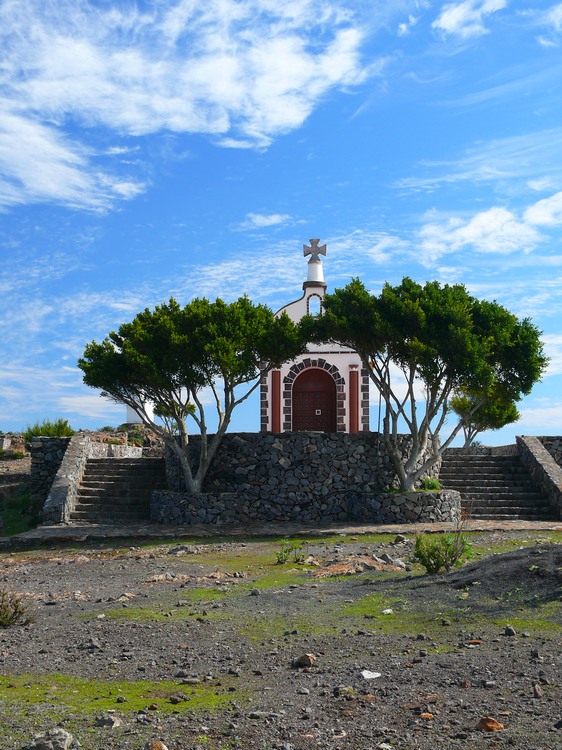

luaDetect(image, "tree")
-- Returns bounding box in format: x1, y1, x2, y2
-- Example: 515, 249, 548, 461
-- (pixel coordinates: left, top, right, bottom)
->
450, 390, 520, 448
317, 277, 547, 491
78, 296, 307, 494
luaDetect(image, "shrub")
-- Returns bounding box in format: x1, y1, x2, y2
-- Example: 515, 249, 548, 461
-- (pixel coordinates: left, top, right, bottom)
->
24, 419, 75, 448
0, 589, 34, 627
413, 531, 473, 575
275, 539, 306, 564
419, 477, 441, 491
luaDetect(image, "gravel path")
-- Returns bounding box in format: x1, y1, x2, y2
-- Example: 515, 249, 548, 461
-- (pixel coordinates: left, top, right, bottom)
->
0, 531, 560, 750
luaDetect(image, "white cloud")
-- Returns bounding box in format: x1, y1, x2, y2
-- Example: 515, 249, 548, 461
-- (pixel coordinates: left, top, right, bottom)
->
533, 3, 562, 45
524, 191, 562, 227
432, 0, 507, 39
174, 243, 305, 304
57, 394, 124, 421
0, 108, 144, 211
418, 206, 542, 264
517, 404, 562, 430
239, 212, 292, 230
398, 15, 419, 36
527, 177, 553, 191
542, 334, 562, 376
0, 0, 372, 210
395, 128, 562, 194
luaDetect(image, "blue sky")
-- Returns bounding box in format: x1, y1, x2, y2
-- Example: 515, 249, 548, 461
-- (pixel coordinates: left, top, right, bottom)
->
1, 0, 562, 445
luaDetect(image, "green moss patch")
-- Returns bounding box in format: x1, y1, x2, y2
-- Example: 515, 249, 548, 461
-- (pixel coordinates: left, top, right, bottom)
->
0, 673, 239, 715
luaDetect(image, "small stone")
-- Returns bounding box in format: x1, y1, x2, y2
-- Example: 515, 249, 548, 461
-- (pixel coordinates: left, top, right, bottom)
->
533, 683, 543, 699
476, 716, 504, 732
394, 534, 406, 544
94, 715, 122, 728
292, 653, 316, 668
144, 741, 169, 750
504, 624, 517, 637
297, 687, 310, 695
22, 728, 74, 750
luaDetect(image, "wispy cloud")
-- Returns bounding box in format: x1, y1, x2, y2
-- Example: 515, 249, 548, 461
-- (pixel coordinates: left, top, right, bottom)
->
176, 244, 305, 304
0, 0, 372, 210
395, 128, 562, 193
238, 212, 292, 230
432, 0, 507, 39
542, 334, 562, 376
0, 362, 122, 428
532, 3, 562, 46
517, 402, 562, 430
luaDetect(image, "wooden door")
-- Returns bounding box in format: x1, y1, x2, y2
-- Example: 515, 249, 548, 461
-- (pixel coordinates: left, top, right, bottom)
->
292, 369, 337, 432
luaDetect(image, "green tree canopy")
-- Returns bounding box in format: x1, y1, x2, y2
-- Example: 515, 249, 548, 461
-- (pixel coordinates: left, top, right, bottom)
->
450, 390, 520, 448
317, 277, 547, 490
78, 296, 307, 493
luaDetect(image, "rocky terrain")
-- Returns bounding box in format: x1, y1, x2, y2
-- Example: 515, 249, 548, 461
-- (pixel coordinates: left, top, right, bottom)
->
0, 529, 560, 750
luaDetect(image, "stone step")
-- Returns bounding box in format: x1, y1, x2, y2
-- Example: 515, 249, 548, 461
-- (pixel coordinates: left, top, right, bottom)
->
75, 494, 150, 506
440, 449, 555, 521
84, 469, 165, 479
461, 492, 549, 505
69, 509, 149, 521
443, 482, 542, 497
468, 512, 554, 521
79, 482, 166, 495
73, 457, 166, 523
441, 482, 540, 495
440, 467, 529, 476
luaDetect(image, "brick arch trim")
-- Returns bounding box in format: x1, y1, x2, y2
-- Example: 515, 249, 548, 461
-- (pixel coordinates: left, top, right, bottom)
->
282, 360, 346, 432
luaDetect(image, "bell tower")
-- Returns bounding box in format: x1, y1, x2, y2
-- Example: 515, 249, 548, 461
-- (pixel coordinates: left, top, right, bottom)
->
260, 240, 370, 433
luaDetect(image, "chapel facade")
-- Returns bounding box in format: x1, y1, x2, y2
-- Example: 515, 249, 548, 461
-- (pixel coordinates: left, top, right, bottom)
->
260, 240, 370, 433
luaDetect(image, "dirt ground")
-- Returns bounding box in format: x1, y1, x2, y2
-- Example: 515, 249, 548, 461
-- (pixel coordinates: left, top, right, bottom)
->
0, 529, 560, 750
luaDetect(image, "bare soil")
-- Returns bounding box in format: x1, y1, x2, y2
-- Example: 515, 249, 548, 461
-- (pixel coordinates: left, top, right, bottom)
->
0, 530, 560, 750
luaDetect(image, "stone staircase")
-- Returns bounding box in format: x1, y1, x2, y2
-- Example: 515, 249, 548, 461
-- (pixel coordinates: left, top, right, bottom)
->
68, 458, 167, 523
439, 450, 555, 520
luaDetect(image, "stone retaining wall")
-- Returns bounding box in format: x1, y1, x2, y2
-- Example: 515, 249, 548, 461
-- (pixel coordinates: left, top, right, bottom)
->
155, 431, 450, 525
30, 437, 72, 513
165, 431, 406, 494
516, 436, 562, 519
151, 487, 460, 526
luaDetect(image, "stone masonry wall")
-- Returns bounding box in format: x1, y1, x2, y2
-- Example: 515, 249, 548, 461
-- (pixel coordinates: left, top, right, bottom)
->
517, 436, 562, 519
154, 431, 451, 525
538, 436, 562, 468
30, 437, 72, 513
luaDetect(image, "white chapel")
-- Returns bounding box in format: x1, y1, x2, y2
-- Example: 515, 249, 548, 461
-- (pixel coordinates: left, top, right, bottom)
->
260, 240, 370, 433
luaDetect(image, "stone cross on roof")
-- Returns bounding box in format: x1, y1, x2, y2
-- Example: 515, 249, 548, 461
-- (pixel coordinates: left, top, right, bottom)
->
303, 238, 327, 262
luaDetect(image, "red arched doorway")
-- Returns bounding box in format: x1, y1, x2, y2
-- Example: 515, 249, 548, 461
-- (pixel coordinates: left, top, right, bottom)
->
292, 368, 337, 432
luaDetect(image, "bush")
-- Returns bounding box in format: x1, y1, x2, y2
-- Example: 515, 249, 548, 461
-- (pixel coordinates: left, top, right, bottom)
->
24, 419, 75, 448
419, 477, 441, 491
0, 588, 34, 627
413, 531, 473, 574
